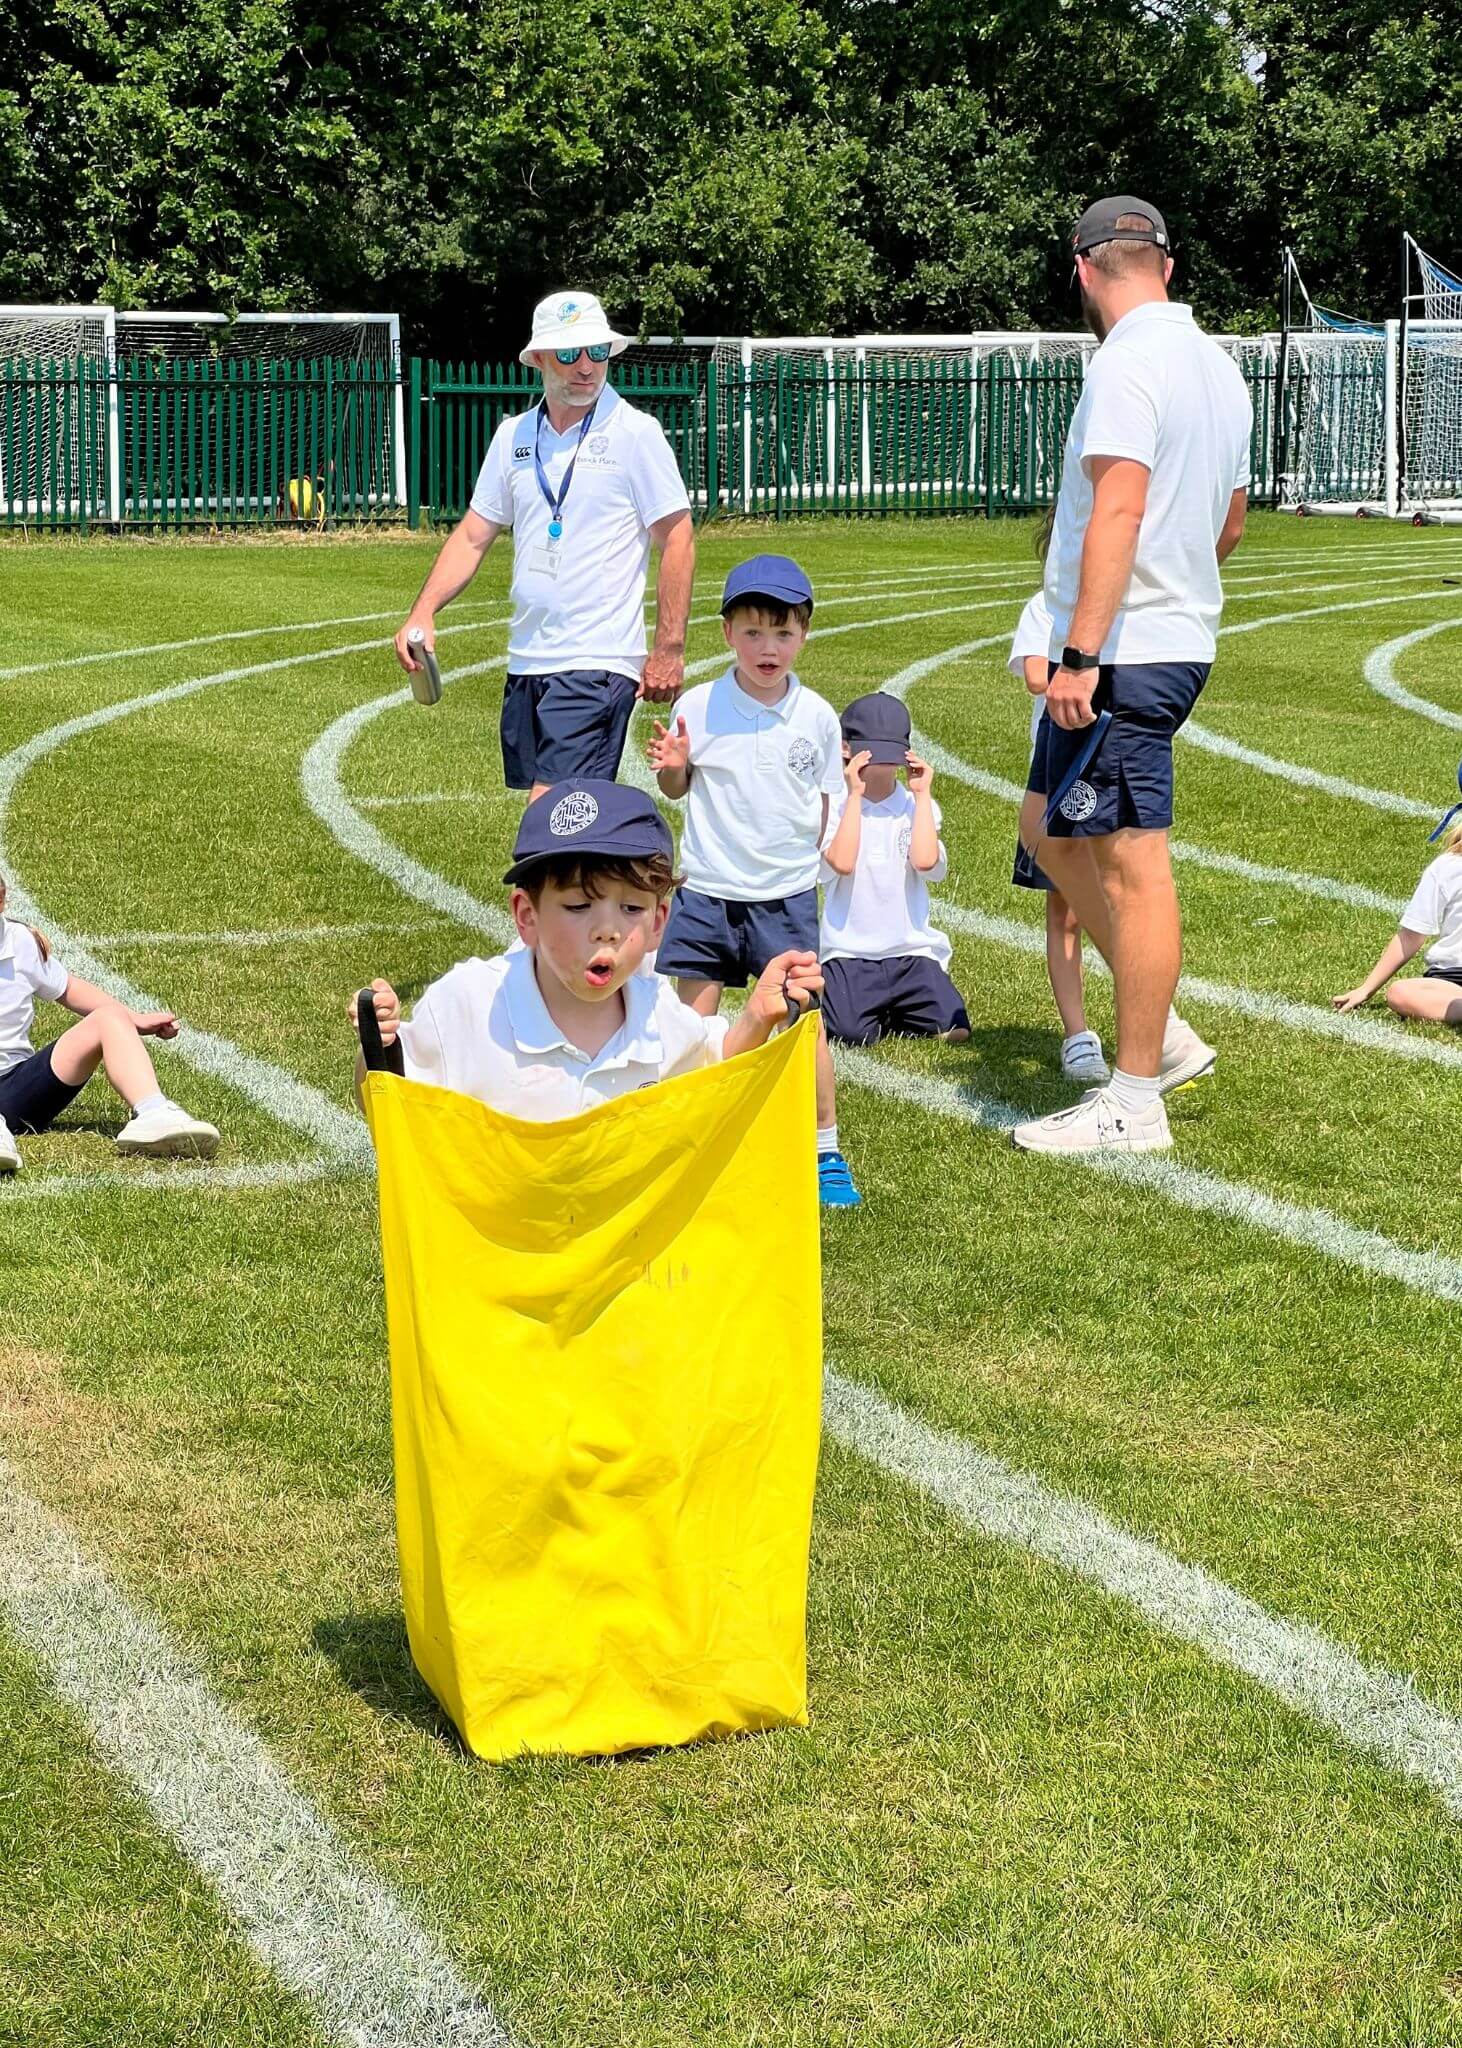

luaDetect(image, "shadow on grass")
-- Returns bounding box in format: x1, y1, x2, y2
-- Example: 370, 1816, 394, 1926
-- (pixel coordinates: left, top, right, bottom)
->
312, 1610, 463, 1747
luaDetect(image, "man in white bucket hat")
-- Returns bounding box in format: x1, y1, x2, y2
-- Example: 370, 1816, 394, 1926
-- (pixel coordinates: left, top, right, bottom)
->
397, 290, 694, 799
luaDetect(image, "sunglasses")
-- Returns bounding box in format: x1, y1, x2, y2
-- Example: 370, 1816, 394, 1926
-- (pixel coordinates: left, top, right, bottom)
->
553, 344, 612, 364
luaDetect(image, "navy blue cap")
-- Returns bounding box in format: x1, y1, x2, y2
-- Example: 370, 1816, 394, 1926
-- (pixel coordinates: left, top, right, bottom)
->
721, 553, 814, 613
840, 690, 911, 765
503, 778, 673, 884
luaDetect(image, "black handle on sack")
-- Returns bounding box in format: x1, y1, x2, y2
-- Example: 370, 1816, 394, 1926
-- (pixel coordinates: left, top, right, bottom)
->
357, 988, 405, 1076
785, 985, 823, 1027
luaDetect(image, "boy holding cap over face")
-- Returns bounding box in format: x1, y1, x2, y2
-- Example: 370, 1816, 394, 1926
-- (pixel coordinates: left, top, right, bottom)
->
647, 556, 861, 1207
350, 779, 821, 1118
819, 692, 970, 1046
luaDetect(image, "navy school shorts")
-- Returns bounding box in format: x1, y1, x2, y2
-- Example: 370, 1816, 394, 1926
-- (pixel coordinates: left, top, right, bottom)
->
821, 955, 970, 1046
1026, 660, 1211, 837
656, 887, 820, 987
0, 1043, 84, 1135
1424, 963, 1462, 988
500, 669, 640, 790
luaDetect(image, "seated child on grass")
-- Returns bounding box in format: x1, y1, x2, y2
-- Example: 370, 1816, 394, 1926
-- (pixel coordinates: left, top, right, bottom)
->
1333, 814, 1462, 1025
0, 871, 220, 1175
817, 691, 969, 1045
646, 553, 860, 1208
351, 780, 822, 1113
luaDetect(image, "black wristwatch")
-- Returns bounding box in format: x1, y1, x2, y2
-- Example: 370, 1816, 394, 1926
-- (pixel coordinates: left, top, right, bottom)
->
1062, 645, 1101, 672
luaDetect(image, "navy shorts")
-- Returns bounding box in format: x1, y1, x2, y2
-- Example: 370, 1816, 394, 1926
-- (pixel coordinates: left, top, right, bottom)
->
1026, 661, 1211, 837
1012, 833, 1055, 893
821, 955, 970, 1046
500, 669, 640, 790
656, 887, 820, 987
0, 1043, 84, 1135
1424, 963, 1462, 988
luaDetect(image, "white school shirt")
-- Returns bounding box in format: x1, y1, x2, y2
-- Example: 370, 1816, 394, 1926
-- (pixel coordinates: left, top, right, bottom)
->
1010, 590, 1054, 745
1044, 302, 1251, 665
676, 668, 845, 901
469, 384, 691, 680
0, 919, 68, 1077
396, 945, 731, 1119
1400, 851, 1462, 973
818, 785, 952, 968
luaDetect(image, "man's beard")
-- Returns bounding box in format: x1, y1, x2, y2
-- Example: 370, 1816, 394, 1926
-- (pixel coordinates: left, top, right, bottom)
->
545, 364, 607, 412
1079, 287, 1107, 342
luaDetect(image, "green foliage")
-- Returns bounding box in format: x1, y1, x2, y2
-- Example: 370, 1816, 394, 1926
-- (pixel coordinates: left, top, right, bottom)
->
0, 0, 1458, 341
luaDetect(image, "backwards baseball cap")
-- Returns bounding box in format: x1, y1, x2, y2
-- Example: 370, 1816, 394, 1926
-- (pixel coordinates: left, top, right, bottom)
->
503, 778, 673, 884
519, 290, 630, 366
721, 554, 815, 614
1072, 196, 1171, 258
840, 691, 912, 766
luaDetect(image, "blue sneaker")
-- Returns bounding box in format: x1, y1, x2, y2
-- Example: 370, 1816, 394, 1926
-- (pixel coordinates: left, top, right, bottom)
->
818, 1151, 862, 1208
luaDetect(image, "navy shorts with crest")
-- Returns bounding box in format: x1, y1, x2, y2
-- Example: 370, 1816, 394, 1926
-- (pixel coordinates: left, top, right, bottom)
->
1026, 660, 1211, 837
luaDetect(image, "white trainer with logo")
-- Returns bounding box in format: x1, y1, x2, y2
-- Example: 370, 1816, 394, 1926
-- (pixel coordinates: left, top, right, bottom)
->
1012, 1086, 1172, 1155
115, 1104, 221, 1160
1159, 1015, 1217, 1095
0, 1115, 20, 1175
1060, 1030, 1110, 1086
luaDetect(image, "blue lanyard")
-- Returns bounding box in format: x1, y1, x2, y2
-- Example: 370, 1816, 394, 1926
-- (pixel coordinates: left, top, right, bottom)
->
533, 398, 598, 540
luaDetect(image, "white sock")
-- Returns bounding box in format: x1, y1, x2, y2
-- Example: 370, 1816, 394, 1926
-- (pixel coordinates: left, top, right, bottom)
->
131, 1092, 169, 1118
817, 1124, 839, 1156
1110, 1068, 1161, 1113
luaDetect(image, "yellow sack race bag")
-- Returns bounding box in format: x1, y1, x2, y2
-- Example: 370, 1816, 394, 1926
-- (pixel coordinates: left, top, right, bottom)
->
363, 1015, 823, 1761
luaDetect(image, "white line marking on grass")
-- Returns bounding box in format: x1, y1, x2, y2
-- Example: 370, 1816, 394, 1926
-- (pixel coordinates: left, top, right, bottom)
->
0, 1158, 340, 1204
0, 600, 510, 683
358, 794, 489, 810
1364, 620, 1462, 731
0, 1465, 515, 2045
824, 1371, 1462, 1819
1178, 723, 1437, 819
932, 899, 1462, 1072
81, 918, 448, 950
834, 1047, 1462, 1305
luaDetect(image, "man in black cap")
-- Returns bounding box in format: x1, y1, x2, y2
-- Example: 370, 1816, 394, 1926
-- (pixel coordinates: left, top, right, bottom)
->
1012, 196, 1252, 1158
350, 779, 821, 1119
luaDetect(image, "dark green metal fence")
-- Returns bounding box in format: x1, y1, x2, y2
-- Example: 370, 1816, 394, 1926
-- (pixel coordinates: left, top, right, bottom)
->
0, 346, 1332, 530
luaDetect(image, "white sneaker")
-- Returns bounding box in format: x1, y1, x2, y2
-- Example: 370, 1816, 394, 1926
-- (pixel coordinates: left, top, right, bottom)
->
1160, 1016, 1216, 1096
0, 1116, 20, 1175
1012, 1085, 1172, 1155
116, 1104, 220, 1160
1061, 1030, 1110, 1086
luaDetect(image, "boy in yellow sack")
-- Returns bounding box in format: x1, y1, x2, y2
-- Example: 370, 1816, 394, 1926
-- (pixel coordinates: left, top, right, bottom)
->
350, 777, 823, 1111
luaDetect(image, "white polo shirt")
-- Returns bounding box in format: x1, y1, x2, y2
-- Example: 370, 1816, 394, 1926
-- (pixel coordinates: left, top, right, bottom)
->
1401, 852, 1462, 973
675, 668, 844, 902
1044, 301, 1251, 664
0, 919, 67, 1078
819, 787, 952, 967
396, 945, 731, 1119
469, 385, 691, 680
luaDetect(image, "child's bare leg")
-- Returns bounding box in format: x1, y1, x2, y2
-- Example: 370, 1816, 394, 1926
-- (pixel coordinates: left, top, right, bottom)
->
1045, 892, 1088, 1037
48, 1004, 160, 1109
676, 977, 723, 1017
814, 1027, 837, 1134
1386, 978, 1462, 1025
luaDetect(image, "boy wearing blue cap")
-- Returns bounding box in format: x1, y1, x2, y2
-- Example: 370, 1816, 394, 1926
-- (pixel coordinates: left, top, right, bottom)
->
351, 779, 821, 1118
647, 555, 860, 1206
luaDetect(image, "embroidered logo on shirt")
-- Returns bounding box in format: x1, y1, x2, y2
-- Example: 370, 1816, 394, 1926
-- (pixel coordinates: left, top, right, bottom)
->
587, 434, 610, 456
550, 790, 600, 836
897, 822, 913, 863
787, 737, 818, 780
513, 442, 532, 459
1059, 778, 1099, 823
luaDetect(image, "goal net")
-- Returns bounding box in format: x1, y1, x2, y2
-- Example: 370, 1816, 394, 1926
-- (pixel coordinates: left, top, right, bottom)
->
1401, 240, 1462, 520
0, 304, 114, 521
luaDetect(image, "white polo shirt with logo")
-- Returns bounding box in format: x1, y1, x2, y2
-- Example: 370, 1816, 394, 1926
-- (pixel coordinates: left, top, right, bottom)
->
675, 668, 844, 902
397, 944, 731, 1119
0, 919, 67, 1078
1044, 302, 1252, 664
469, 384, 691, 680
818, 786, 952, 967
1401, 852, 1462, 973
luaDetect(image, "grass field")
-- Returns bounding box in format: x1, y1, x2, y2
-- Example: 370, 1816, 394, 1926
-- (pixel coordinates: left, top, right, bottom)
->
3, 514, 1462, 2047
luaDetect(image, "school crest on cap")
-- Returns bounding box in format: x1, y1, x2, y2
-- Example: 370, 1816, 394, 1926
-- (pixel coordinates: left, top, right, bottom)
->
550, 790, 599, 836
